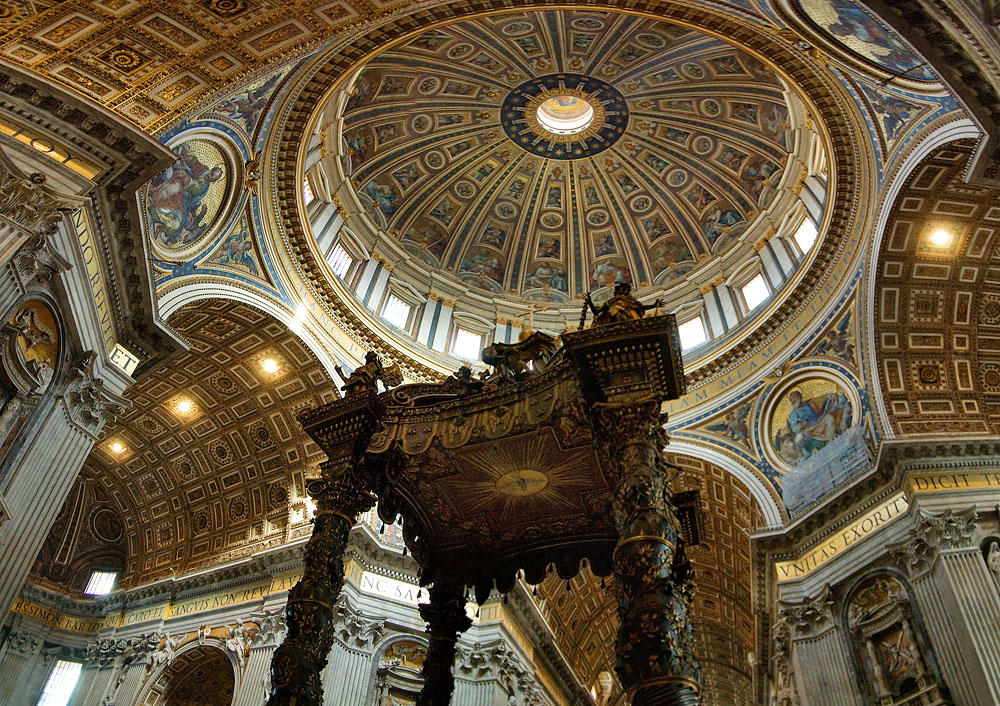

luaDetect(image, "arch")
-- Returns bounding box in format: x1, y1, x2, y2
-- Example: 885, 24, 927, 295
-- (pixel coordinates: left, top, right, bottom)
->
367, 633, 430, 704
665, 439, 784, 527
863, 119, 980, 436
839, 568, 948, 705
65, 297, 338, 587
138, 641, 238, 706
158, 280, 346, 385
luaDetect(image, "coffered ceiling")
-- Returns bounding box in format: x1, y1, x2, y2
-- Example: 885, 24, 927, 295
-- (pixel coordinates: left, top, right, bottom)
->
536, 453, 764, 705
34, 299, 336, 589
874, 139, 1000, 437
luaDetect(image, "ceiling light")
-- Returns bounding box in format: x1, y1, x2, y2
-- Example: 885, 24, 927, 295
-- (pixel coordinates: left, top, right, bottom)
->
929, 229, 953, 247
110, 442, 124, 454
175, 399, 192, 414
261, 358, 280, 374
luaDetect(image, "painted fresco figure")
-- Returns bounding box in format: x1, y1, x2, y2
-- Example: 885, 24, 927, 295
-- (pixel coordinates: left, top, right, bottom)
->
147, 144, 224, 245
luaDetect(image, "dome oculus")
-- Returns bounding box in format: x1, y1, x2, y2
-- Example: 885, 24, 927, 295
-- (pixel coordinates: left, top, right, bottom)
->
501, 74, 627, 159
536, 95, 595, 135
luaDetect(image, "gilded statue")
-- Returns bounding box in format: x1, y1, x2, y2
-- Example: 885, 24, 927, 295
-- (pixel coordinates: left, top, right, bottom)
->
335, 351, 402, 397
582, 281, 661, 327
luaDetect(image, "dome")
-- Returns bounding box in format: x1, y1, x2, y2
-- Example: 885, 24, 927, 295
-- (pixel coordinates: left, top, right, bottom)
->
308, 9, 829, 367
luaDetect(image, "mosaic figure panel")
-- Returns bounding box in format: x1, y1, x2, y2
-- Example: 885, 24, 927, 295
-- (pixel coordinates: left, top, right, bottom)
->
797, 0, 936, 81
769, 377, 853, 468
146, 139, 230, 251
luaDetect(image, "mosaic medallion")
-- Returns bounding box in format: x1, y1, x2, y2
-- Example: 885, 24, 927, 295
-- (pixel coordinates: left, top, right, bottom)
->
500, 74, 628, 159
146, 137, 233, 254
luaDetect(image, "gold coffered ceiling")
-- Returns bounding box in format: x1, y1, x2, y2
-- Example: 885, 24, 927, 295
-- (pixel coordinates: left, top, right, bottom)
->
339, 10, 798, 303
0, 0, 382, 133
35, 299, 336, 588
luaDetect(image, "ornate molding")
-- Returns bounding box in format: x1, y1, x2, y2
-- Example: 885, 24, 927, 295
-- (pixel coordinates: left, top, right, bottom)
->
63, 352, 129, 434
85, 637, 127, 667
10, 235, 71, 287
778, 585, 837, 638
0, 151, 68, 237
5, 627, 42, 656
251, 608, 288, 648
889, 507, 979, 575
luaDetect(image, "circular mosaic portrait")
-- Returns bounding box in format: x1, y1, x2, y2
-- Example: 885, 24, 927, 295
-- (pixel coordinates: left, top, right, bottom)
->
145, 136, 236, 257
765, 373, 856, 470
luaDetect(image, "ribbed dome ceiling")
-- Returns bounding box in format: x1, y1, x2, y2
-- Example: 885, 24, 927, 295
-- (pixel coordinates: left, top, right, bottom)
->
340, 10, 800, 303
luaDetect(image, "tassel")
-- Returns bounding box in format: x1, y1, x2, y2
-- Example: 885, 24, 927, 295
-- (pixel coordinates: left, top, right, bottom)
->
601, 576, 606, 589
532, 586, 538, 597
565, 580, 571, 592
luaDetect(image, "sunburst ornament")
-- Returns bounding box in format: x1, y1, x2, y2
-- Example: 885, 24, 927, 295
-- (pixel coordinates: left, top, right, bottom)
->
443, 428, 599, 527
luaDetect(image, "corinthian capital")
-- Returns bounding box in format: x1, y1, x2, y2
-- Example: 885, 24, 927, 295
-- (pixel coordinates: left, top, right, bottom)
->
778, 585, 836, 638
64, 352, 129, 433
0, 154, 68, 237
889, 507, 978, 576
11, 235, 70, 286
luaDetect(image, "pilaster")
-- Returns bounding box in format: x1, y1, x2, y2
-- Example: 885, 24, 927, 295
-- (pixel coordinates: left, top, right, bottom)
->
889, 507, 1000, 705
779, 587, 861, 706
0, 353, 126, 614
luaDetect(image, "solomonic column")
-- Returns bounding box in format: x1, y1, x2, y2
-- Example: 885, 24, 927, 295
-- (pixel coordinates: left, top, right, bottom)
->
416, 581, 473, 706
266, 390, 383, 706
594, 398, 702, 706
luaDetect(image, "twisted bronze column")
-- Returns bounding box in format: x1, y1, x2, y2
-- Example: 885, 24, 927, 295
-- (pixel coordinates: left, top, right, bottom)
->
266, 467, 374, 705
595, 399, 702, 706
416, 582, 472, 706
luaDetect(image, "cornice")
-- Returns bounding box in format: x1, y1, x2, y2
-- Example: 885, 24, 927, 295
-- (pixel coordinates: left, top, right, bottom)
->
19, 582, 104, 620
0, 63, 180, 371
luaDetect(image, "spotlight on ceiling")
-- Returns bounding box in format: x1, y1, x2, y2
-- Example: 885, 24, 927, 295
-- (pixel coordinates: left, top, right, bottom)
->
261, 358, 280, 374
929, 229, 953, 247
110, 441, 125, 454
175, 399, 193, 415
